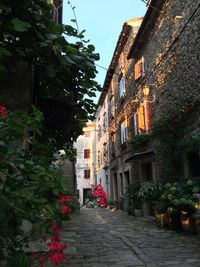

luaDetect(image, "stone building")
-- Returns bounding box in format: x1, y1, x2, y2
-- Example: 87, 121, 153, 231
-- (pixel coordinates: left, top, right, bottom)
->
100, 17, 143, 208
126, 0, 200, 185
95, 94, 110, 197
74, 123, 96, 206
103, 0, 200, 214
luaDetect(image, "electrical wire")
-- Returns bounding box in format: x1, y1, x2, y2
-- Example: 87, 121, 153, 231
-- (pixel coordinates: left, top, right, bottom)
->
107, 2, 200, 129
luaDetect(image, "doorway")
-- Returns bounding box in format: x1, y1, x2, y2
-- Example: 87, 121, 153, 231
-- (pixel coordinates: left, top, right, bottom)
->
83, 188, 92, 205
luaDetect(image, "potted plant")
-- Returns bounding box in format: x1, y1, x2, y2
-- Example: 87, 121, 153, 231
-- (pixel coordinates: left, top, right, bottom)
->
138, 181, 164, 216
124, 183, 142, 216
159, 181, 197, 231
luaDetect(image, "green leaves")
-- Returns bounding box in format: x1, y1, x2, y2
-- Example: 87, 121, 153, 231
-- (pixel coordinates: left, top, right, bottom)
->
11, 18, 31, 32
46, 65, 56, 77
0, 47, 12, 57
0, 108, 73, 265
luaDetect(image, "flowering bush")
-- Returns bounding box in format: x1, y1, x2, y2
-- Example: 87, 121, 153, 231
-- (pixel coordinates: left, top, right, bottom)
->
0, 107, 78, 266
0, 105, 8, 118
92, 184, 108, 207
32, 222, 67, 267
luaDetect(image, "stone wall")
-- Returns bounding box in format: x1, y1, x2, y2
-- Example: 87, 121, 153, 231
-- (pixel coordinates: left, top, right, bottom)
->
127, 0, 200, 181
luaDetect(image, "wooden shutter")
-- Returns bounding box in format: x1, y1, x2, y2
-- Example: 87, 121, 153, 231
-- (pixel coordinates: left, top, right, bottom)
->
138, 106, 145, 132
84, 149, 90, 158
134, 58, 143, 80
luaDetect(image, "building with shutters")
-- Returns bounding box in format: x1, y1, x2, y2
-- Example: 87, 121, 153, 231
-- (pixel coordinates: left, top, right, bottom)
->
126, 0, 200, 191
102, 0, 200, 215
100, 17, 143, 209
74, 123, 96, 206
95, 94, 110, 197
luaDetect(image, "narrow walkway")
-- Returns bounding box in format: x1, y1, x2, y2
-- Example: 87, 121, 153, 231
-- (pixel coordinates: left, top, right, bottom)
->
61, 207, 200, 267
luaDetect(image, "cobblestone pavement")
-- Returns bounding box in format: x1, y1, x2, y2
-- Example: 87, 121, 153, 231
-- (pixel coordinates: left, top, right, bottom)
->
61, 207, 200, 267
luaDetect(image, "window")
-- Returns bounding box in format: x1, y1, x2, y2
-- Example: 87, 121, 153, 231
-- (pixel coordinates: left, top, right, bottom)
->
110, 97, 115, 118
134, 57, 144, 80
120, 120, 128, 144
103, 112, 107, 131
84, 149, 90, 158
98, 125, 101, 140
109, 81, 114, 98
103, 143, 108, 163
100, 151, 104, 166
97, 151, 100, 168
84, 131, 90, 137
133, 113, 138, 136
118, 75, 125, 98
84, 169, 90, 179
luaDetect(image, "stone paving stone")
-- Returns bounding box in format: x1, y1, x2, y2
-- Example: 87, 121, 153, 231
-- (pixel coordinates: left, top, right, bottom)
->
61, 207, 200, 267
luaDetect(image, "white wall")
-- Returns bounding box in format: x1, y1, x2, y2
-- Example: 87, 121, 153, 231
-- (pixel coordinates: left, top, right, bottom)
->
74, 123, 96, 206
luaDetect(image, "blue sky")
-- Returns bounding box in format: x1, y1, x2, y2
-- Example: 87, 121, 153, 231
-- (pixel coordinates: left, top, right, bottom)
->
63, 0, 147, 101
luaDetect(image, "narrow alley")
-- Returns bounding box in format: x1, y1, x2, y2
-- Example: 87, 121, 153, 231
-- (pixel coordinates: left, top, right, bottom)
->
62, 207, 200, 267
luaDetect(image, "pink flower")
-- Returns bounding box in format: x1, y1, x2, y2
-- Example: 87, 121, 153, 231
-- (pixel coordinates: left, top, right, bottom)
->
98, 198, 108, 207
60, 205, 71, 214
92, 191, 99, 198
0, 105, 8, 118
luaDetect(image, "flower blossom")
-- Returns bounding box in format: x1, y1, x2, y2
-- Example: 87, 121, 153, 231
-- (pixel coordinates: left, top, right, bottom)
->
50, 252, 65, 265
0, 105, 8, 118
60, 205, 71, 214
59, 194, 71, 203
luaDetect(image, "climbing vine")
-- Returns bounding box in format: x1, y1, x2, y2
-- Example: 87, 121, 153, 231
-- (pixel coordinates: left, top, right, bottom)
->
152, 97, 200, 180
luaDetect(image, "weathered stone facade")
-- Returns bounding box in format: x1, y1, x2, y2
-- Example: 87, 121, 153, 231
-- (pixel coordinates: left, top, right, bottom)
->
104, 18, 143, 208
101, 0, 200, 213
127, 0, 200, 183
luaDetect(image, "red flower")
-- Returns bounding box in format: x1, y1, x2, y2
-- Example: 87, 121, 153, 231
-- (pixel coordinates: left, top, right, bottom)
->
53, 227, 61, 234
0, 105, 8, 118
50, 252, 65, 265
65, 195, 71, 202
48, 241, 59, 251
51, 235, 60, 242
59, 194, 71, 203
60, 205, 71, 214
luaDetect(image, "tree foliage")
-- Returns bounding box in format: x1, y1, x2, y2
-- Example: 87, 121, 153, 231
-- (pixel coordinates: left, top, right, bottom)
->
0, 0, 101, 146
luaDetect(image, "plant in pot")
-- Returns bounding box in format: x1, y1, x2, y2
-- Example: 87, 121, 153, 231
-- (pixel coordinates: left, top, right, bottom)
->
159, 181, 197, 231
124, 183, 142, 216
138, 181, 164, 216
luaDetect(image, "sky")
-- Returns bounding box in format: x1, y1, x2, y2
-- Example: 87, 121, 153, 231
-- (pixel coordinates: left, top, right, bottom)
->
63, 0, 147, 101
